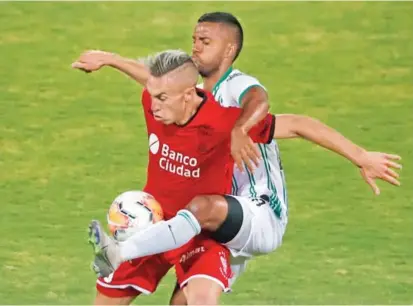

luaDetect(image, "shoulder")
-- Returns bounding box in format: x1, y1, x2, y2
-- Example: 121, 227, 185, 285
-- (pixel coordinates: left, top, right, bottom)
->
200, 90, 224, 117
225, 69, 267, 100
226, 69, 261, 85
140, 88, 152, 112
141, 88, 151, 102
198, 90, 240, 128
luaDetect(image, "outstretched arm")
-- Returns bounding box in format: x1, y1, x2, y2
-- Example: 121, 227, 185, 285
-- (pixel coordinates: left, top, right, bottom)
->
72, 50, 149, 86
273, 114, 402, 194
231, 86, 269, 172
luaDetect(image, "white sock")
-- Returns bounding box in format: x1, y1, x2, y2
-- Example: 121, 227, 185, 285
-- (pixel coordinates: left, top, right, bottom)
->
119, 209, 201, 261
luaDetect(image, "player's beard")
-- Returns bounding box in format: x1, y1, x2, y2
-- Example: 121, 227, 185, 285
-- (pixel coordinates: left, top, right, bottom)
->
198, 68, 210, 78
192, 57, 216, 78
197, 65, 219, 78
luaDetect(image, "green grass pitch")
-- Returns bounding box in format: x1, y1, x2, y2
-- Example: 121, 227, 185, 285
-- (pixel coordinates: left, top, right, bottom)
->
0, 2, 412, 304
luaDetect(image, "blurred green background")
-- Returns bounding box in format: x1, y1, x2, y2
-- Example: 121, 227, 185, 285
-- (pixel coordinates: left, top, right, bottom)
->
0, 2, 412, 304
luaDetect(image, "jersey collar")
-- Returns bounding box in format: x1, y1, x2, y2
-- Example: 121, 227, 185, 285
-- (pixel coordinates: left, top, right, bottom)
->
175, 89, 208, 128
212, 66, 233, 96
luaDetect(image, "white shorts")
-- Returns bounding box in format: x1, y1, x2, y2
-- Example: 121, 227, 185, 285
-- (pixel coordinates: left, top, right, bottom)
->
224, 195, 288, 287
225, 195, 287, 257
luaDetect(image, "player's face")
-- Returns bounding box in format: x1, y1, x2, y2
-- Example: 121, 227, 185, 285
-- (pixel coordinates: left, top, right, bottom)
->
192, 22, 229, 77
146, 76, 189, 125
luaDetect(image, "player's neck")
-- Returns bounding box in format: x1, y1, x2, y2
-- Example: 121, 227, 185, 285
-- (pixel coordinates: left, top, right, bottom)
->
175, 94, 204, 126
203, 65, 233, 92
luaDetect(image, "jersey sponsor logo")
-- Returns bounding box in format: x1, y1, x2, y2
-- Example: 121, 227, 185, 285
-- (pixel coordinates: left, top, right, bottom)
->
218, 250, 230, 279
226, 72, 243, 82
179, 246, 205, 263
149, 133, 200, 178
149, 133, 160, 154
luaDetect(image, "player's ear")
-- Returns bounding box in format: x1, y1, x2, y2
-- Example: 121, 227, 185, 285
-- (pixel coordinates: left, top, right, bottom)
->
224, 43, 236, 60
184, 87, 196, 103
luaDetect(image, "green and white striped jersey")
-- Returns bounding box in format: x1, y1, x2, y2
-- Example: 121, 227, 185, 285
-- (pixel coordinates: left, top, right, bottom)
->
200, 67, 288, 221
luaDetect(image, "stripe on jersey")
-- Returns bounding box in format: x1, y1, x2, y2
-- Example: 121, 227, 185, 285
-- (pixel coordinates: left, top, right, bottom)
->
272, 141, 288, 209
244, 165, 258, 199
232, 176, 239, 195
177, 210, 201, 234
281, 169, 288, 209
212, 67, 233, 97
259, 143, 282, 218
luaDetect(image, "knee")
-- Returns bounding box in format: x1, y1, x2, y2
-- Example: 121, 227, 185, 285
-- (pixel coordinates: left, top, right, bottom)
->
185, 289, 219, 305
186, 195, 213, 216
184, 277, 223, 305
185, 195, 214, 227
185, 195, 227, 231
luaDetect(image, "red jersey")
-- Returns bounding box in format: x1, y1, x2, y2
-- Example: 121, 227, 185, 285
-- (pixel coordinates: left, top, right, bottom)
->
142, 88, 275, 219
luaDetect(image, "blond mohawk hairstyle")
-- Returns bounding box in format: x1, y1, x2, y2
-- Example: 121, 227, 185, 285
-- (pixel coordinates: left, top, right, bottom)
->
144, 50, 194, 77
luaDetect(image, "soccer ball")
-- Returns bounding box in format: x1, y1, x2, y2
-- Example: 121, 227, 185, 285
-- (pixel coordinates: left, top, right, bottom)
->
107, 190, 164, 242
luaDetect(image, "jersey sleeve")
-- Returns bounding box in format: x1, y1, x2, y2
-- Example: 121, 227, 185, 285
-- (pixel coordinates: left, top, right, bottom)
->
227, 73, 267, 105
248, 114, 275, 144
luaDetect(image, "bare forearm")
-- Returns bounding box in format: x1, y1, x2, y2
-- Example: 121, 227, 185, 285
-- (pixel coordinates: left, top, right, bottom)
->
235, 87, 269, 132
236, 99, 269, 132
275, 114, 367, 167
106, 55, 149, 86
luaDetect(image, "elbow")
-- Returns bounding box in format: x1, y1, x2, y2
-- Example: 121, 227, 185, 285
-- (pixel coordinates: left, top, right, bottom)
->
288, 113, 306, 127
293, 115, 319, 136
274, 114, 318, 139
263, 101, 270, 111
256, 100, 270, 122
260, 101, 270, 115
285, 114, 311, 138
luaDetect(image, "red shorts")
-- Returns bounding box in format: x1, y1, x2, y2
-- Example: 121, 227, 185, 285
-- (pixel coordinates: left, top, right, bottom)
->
96, 235, 232, 298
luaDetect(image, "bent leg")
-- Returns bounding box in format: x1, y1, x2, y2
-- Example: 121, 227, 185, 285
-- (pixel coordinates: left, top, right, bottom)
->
184, 278, 222, 305
175, 236, 232, 305
118, 195, 228, 261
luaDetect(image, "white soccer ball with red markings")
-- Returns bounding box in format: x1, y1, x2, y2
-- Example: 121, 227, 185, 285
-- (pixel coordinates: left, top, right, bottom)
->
107, 190, 164, 242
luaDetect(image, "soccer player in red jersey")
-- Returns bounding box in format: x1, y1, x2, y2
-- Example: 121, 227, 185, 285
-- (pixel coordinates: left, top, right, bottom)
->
83, 50, 402, 305
87, 50, 279, 305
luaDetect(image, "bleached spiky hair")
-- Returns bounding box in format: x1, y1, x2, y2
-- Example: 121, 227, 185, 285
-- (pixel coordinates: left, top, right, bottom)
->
143, 50, 195, 77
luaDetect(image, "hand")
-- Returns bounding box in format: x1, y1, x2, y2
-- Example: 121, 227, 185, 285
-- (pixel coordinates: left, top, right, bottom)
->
71, 50, 115, 72
358, 151, 402, 195
231, 126, 261, 172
